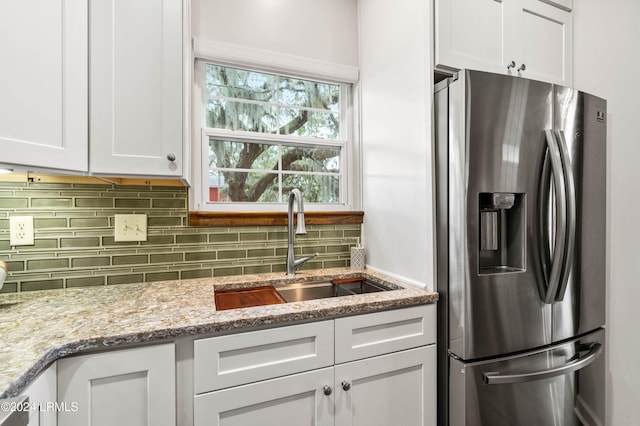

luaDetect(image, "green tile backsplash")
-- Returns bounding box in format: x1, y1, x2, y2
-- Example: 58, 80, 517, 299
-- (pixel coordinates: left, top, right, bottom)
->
0, 180, 361, 293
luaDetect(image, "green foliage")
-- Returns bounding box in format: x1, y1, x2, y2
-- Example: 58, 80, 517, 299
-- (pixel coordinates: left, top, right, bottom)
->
205, 65, 342, 203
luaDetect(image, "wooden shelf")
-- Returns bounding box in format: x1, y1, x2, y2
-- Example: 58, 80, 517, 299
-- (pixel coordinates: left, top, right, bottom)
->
189, 211, 364, 227
0, 173, 186, 187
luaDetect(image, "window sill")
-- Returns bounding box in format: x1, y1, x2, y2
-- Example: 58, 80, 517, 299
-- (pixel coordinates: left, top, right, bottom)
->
189, 211, 364, 227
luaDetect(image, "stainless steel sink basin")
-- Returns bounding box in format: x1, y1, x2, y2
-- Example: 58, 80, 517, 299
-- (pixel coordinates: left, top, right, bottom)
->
276, 279, 394, 303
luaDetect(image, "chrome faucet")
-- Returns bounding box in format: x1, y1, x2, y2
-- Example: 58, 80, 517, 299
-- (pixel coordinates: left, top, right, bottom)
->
287, 189, 318, 276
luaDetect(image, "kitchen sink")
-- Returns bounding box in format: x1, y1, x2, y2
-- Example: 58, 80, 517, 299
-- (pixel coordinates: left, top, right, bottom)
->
276, 278, 395, 303
214, 278, 396, 310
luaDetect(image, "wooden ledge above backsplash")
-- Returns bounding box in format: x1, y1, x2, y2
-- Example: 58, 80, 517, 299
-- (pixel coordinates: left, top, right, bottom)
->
0, 173, 186, 187
189, 211, 364, 227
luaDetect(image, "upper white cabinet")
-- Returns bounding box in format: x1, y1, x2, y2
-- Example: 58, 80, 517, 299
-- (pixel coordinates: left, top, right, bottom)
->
514, 0, 573, 85
0, 0, 184, 178
435, 0, 573, 86
89, 0, 184, 177
0, 0, 88, 172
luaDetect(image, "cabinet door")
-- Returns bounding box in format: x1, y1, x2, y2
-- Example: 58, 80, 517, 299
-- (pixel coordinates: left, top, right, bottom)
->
334, 345, 436, 426
194, 367, 334, 426
57, 344, 175, 426
21, 362, 57, 426
89, 0, 183, 177
515, 0, 573, 86
435, 0, 515, 74
0, 0, 87, 172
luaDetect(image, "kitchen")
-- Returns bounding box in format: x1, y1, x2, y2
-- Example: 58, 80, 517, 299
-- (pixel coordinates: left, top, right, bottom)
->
0, 0, 638, 425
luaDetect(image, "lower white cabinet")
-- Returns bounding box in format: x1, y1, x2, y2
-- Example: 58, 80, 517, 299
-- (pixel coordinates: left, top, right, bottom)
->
57, 343, 176, 426
14, 304, 436, 426
193, 304, 437, 426
194, 367, 335, 426
334, 346, 435, 426
194, 347, 435, 426
20, 362, 57, 426
194, 320, 334, 394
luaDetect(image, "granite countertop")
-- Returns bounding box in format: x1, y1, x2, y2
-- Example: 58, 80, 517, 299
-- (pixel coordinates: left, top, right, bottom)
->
0, 267, 437, 399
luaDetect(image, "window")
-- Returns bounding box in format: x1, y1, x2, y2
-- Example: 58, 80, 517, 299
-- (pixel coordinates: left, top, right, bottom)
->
195, 62, 356, 211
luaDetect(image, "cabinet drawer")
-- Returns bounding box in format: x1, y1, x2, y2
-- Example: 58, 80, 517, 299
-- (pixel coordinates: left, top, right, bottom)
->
194, 320, 334, 394
335, 304, 435, 364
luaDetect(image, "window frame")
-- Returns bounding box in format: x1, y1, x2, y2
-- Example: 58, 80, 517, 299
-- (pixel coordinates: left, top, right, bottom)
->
192, 59, 360, 212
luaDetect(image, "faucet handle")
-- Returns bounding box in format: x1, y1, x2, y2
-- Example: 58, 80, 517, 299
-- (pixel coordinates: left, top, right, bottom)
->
292, 253, 319, 271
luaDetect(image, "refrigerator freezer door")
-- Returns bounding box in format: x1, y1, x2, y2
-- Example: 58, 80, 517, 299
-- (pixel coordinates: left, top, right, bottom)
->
449, 328, 605, 426
551, 88, 607, 343
444, 70, 555, 360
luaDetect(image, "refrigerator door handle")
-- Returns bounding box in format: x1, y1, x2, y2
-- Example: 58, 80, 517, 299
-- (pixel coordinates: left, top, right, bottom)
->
553, 130, 576, 301
541, 130, 568, 304
537, 148, 553, 299
482, 342, 603, 385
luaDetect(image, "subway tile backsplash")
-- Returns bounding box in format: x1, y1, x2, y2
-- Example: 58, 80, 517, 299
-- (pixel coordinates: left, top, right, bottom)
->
0, 181, 360, 293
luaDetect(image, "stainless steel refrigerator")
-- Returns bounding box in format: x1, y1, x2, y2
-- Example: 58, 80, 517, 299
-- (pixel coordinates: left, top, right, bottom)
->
434, 70, 606, 426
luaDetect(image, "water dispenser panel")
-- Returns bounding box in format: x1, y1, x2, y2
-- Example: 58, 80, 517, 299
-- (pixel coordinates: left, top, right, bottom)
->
478, 192, 526, 274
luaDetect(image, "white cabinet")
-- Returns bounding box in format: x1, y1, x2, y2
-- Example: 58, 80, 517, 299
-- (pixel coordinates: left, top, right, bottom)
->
0, 0, 88, 172
89, 0, 184, 177
334, 304, 435, 363
194, 320, 334, 394
193, 304, 437, 426
435, 0, 573, 86
334, 346, 436, 426
57, 344, 176, 426
0, 0, 184, 178
195, 347, 436, 426
514, 0, 573, 85
195, 367, 335, 426
20, 362, 57, 426
334, 305, 436, 426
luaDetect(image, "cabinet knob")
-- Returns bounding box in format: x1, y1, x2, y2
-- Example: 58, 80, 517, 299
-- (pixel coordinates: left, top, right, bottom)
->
507, 60, 516, 70
341, 380, 352, 391
166, 153, 176, 162
323, 385, 333, 396
517, 64, 526, 72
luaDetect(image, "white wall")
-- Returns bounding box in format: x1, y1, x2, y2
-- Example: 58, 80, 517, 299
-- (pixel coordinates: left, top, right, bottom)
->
358, 0, 433, 288
573, 2, 640, 424
191, 0, 358, 67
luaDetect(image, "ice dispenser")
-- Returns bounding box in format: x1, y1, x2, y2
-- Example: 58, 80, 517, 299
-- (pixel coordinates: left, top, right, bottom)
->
478, 192, 525, 274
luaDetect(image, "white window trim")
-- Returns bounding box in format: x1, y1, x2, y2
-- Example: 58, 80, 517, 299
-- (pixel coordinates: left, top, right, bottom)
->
193, 38, 359, 84
191, 44, 361, 213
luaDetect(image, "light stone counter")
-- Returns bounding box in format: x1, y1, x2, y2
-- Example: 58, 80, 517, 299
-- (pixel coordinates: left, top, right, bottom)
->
0, 267, 437, 399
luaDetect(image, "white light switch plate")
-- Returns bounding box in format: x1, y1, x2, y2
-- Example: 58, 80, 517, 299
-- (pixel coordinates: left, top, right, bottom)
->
10, 216, 34, 246
114, 214, 147, 242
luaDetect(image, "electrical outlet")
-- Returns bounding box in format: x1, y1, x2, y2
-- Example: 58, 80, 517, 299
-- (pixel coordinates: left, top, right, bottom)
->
10, 216, 35, 246
114, 214, 147, 242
